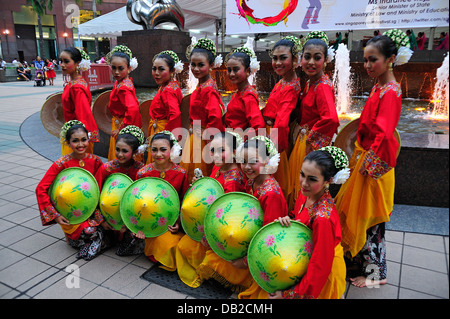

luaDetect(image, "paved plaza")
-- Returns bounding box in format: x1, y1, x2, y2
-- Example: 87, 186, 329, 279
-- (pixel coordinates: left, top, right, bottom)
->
0, 78, 448, 300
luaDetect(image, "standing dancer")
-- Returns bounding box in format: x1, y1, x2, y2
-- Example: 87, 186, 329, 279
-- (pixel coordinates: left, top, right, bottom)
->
334, 29, 412, 287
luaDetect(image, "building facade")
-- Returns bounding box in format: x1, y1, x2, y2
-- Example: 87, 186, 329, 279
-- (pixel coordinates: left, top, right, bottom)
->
0, 0, 126, 63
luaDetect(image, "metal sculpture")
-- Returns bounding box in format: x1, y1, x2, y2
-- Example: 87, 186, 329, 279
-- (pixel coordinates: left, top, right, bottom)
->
126, 0, 185, 31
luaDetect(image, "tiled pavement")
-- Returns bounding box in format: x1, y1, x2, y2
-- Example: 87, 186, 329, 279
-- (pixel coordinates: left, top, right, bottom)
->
0, 78, 448, 300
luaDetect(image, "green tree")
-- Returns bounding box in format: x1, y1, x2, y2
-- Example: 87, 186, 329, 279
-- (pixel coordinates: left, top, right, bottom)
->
27, 0, 53, 58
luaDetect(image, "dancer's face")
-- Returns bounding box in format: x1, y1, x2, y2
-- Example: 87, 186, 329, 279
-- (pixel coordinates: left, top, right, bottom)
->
151, 138, 171, 165
68, 129, 89, 156
271, 46, 295, 77
301, 44, 326, 81
115, 139, 134, 165
190, 52, 210, 82
240, 146, 268, 179
363, 44, 394, 79
60, 51, 78, 76
152, 58, 173, 86
110, 56, 130, 82
299, 159, 328, 200
226, 58, 248, 86
210, 135, 234, 167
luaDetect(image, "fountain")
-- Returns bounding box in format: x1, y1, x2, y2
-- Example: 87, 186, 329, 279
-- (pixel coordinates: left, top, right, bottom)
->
430, 52, 449, 119
332, 43, 353, 116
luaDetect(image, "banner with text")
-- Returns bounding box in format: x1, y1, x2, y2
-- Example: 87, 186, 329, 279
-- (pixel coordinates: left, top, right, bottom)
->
226, 0, 449, 34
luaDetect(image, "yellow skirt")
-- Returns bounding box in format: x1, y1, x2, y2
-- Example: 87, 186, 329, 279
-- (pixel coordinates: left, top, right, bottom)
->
146, 118, 168, 164
179, 130, 213, 182
144, 231, 184, 272
197, 250, 253, 294
287, 133, 307, 211
175, 235, 207, 288
317, 243, 347, 299
62, 142, 94, 156
108, 115, 124, 161
334, 142, 395, 258
266, 125, 291, 202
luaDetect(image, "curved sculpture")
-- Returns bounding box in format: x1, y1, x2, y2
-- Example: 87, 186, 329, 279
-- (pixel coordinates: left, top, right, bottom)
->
127, 0, 185, 31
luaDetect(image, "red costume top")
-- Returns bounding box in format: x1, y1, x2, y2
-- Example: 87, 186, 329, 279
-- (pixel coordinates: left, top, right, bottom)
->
136, 163, 190, 199
262, 78, 301, 152
46, 62, 56, 78
35, 153, 104, 226
210, 165, 246, 193
149, 80, 183, 132
283, 190, 342, 299
223, 85, 265, 134
357, 81, 402, 179
62, 78, 99, 142
299, 74, 339, 150
189, 78, 225, 133
108, 77, 142, 130
245, 176, 288, 226
95, 159, 145, 190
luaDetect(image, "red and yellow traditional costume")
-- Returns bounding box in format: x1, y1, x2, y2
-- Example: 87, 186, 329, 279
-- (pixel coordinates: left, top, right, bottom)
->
180, 78, 225, 181
147, 80, 183, 164
35, 153, 104, 239
238, 176, 289, 298
223, 84, 265, 135
335, 81, 401, 258
61, 78, 99, 155
176, 165, 246, 289
261, 78, 301, 202
288, 74, 339, 210
281, 190, 346, 299
95, 159, 144, 189
136, 163, 189, 271
107, 77, 143, 161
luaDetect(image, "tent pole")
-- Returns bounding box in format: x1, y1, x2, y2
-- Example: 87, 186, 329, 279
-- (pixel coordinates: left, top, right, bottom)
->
221, 0, 225, 52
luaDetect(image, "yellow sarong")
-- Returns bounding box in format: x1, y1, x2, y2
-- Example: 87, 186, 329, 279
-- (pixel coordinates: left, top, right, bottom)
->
287, 132, 308, 211
146, 118, 168, 164
197, 250, 253, 294
144, 231, 184, 272
108, 115, 123, 161
334, 141, 394, 258
175, 235, 207, 288
179, 128, 213, 182
317, 243, 347, 299
266, 125, 291, 202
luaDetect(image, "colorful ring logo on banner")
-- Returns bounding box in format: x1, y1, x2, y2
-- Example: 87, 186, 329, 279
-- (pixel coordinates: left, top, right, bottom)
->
235, 0, 298, 26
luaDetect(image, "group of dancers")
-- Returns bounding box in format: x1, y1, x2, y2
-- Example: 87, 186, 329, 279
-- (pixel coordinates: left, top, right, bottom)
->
35, 28, 413, 299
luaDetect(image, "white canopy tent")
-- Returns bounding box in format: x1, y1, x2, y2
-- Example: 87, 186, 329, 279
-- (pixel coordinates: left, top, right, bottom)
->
78, 2, 449, 52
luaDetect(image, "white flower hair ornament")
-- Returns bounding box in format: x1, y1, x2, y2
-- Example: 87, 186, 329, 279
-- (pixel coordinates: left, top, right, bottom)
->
251, 136, 280, 174
77, 48, 91, 72
327, 47, 335, 63
160, 130, 182, 161
213, 54, 223, 69
118, 125, 146, 155
129, 57, 138, 71
108, 45, 138, 71
318, 146, 350, 184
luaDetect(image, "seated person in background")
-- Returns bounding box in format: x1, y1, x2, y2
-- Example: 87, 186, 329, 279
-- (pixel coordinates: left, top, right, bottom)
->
17, 62, 31, 81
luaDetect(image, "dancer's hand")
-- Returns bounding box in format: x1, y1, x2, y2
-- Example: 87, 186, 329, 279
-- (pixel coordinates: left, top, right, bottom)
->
276, 216, 291, 227
268, 291, 283, 299
55, 215, 70, 225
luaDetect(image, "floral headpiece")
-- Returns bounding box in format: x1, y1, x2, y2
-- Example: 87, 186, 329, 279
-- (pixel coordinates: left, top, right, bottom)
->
107, 45, 138, 71
149, 130, 182, 161
382, 29, 413, 66
318, 146, 350, 184
118, 125, 146, 154
305, 31, 335, 63
186, 37, 223, 69
156, 50, 184, 74
228, 37, 260, 75
77, 48, 91, 72
60, 120, 85, 144
245, 136, 280, 174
